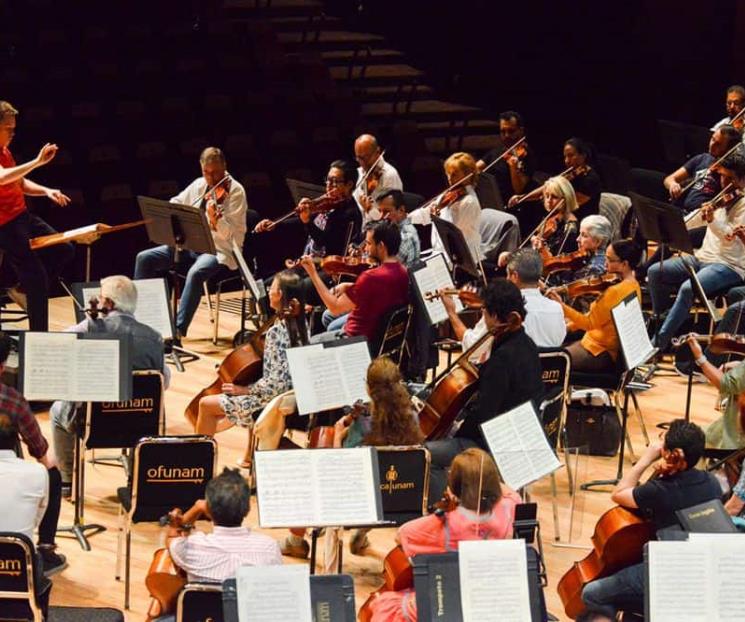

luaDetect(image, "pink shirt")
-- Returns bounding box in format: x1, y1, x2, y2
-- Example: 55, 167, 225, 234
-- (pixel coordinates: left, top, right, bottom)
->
169, 525, 282, 583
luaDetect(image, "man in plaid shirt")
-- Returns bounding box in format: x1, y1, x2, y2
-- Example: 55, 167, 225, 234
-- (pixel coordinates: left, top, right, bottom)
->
0, 333, 67, 575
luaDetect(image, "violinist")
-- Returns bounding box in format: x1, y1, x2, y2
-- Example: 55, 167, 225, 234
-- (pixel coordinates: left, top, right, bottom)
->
134, 147, 247, 340
581, 420, 720, 619
476, 110, 536, 203
546, 214, 612, 290
711, 84, 745, 133
378, 189, 420, 268
353, 134, 403, 224
548, 239, 642, 373
367, 448, 521, 622
426, 279, 543, 500
648, 146, 745, 353
409, 152, 483, 263
192, 270, 307, 435
685, 334, 745, 450
50, 276, 169, 491
162, 468, 281, 600
0, 100, 74, 332
525, 176, 579, 261
300, 220, 409, 342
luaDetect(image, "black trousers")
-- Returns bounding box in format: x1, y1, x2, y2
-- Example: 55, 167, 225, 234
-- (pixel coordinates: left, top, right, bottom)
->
0, 211, 74, 331
39, 467, 62, 546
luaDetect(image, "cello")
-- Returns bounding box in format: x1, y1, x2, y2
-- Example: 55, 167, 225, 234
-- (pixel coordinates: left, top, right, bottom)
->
418, 311, 522, 440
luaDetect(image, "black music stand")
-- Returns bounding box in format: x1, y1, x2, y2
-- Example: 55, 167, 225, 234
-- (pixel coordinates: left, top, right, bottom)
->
286, 178, 325, 205
138, 196, 216, 369
431, 216, 481, 284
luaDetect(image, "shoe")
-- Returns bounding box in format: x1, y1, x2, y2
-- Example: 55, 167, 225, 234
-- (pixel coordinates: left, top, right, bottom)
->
280, 536, 309, 559
39, 546, 68, 577
349, 529, 370, 555
61, 482, 72, 500
7, 286, 27, 310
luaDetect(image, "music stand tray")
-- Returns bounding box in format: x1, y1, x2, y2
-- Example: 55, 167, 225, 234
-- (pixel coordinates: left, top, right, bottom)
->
431, 216, 480, 279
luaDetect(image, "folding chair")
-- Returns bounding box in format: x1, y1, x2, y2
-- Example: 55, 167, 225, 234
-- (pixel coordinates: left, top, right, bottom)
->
58, 371, 165, 551
116, 435, 217, 609
0, 532, 45, 622
176, 583, 223, 622
369, 304, 412, 363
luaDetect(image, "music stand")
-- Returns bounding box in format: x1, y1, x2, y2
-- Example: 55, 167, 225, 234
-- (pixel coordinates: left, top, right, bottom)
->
431, 216, 480, 283
231, 238, 268, 345
286, 178, 325, 205
138, 196, 216, 369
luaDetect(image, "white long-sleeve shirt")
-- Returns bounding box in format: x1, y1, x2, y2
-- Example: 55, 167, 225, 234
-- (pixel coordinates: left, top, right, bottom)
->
353, 158, 403, 224
696, 196, 745, 278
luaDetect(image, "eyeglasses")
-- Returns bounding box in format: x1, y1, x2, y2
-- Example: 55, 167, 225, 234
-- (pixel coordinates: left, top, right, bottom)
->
325, 177, 344, 186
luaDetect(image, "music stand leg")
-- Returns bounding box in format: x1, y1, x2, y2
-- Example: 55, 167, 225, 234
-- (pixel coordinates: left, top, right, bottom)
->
85, 245, 92, 282
581, 390, 631, 491
309, 528, 320, 576
56, 423, 106, 550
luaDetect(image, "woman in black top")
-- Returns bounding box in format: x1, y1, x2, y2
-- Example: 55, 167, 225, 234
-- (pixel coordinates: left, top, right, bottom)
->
563, 137, 602, 220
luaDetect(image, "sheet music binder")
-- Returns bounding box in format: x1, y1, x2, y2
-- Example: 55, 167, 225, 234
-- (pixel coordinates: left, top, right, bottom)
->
675, 499, 738, 533
222, 575, 357, 622
71, 278, 176, 340
412, 546, 547, 622
18, 331, 133, 402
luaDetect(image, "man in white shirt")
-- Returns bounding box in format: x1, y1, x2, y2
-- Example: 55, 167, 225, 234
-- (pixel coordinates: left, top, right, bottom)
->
353, 134, 403, 224
440, 249, 565, 363
134, 147, 247, 339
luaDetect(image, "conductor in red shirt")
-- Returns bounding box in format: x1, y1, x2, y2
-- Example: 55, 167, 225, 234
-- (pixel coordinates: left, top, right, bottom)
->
0, 101, 73, 331
300, 220, 409, 343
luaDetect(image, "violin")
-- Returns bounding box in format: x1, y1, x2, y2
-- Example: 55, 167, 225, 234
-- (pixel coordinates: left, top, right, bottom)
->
259, 190, 346, 230
84, 296, 109, 320
563, 164, 590, 181
419, 312, 523, 440
557, 506, 655, 619
542, 249, 589, 276
357, 545, 413, 622
307, 400, 368, 449
539, 211, 563, 240
365, 167, 382, 196
206, 178, 231, 231
423, 287, 483, 309
320, 254, 377, 278
547, 274, 620, 299
431, 186, 467, 217
510, 164, 588, 208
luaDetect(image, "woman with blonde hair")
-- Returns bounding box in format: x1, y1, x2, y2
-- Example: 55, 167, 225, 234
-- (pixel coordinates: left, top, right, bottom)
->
409, 152, 483, 263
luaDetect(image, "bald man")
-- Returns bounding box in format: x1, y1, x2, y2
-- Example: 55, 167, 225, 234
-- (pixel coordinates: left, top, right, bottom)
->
353, 134, 403, 225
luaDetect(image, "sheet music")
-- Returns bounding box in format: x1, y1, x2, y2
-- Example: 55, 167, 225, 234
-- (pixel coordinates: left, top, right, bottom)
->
611, 294, 655, 370
22, 332, 74, 400
21, 332, 124, 402
236, 564, 312, 622
412, 252, 463, 325
480, 401, 561, 490
255, 448, 380, 528
648, 540, 745, 621
458, 540, 531, 622
286, 339, 371, 414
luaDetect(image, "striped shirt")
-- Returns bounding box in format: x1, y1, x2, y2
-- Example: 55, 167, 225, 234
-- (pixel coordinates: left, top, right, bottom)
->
169, 525, 282, 583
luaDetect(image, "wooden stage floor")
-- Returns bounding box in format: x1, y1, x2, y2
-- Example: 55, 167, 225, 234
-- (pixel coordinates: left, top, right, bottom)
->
25, 295, 723, 621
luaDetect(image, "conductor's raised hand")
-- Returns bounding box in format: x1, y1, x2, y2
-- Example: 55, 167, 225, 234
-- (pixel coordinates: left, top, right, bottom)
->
36, 143, 58, 166
46, 188, 71, 207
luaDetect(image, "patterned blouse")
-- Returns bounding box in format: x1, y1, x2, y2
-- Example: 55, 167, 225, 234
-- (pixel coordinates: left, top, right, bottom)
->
221, 321, 292, 427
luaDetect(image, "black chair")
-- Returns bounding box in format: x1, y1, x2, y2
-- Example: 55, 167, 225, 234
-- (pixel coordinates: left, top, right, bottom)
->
176, 583, 223, 622
376, 446, 431, 524
538, 350, 572, 452
369, 304, 412, 363
596, 152, 631, 196
657, 119, 711, 169
0, 532, 46, 622
629, 167, 667, 202
116, 435, 217, 610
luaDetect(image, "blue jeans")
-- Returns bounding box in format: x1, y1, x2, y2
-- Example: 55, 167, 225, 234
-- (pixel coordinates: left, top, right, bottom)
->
581, 562, 645, 618
321, 309, 349, 331
134, 246, 222, 335
647, 255, 742, 349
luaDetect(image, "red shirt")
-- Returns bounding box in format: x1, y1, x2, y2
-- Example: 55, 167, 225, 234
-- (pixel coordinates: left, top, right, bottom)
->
0, 147, 27, 226
345, 261, 409, 340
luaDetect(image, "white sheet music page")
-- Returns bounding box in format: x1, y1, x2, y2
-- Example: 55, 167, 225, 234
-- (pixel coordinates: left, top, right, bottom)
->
236, 564, 312, 622
458, 540, 531, 622
286, 339, 371, 414
255, 448, 380, 528
22, 332, 74, 400
413, 252, 463, 325
611, 294, 655, 370
480, 401, 561, 490
132, 278, 173, 338
74, 338, 121, 402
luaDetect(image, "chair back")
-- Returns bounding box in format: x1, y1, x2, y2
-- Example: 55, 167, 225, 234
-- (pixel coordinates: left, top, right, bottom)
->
0, 532, 42, 622
177, 583, 223, 622
599, 192, 632, 241
478, 208, 519, 261
129, 436, 217, 523
372, 304, 412, 363
538, 350, 571, 450
85, 371, 164, 450
474, 171, 504, 210
376, 446, 430, 524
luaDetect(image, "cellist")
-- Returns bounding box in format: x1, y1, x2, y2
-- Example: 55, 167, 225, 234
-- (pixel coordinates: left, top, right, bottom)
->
580, 420, 720, 619
191, 270, 307, 436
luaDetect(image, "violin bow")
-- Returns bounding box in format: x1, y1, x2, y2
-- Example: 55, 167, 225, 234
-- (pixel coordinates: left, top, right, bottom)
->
679, 142, 741, 196
512, 165, 575, 208
354, 149, 386, 193
191, 173, 231, 207
59, 279, 86, 312
474, 452, 485, 538
517, 200, 565, 249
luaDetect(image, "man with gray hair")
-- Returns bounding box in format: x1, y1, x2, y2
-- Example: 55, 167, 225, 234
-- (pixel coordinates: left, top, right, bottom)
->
50, 275, 170, 491
134, 147, 247, 340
